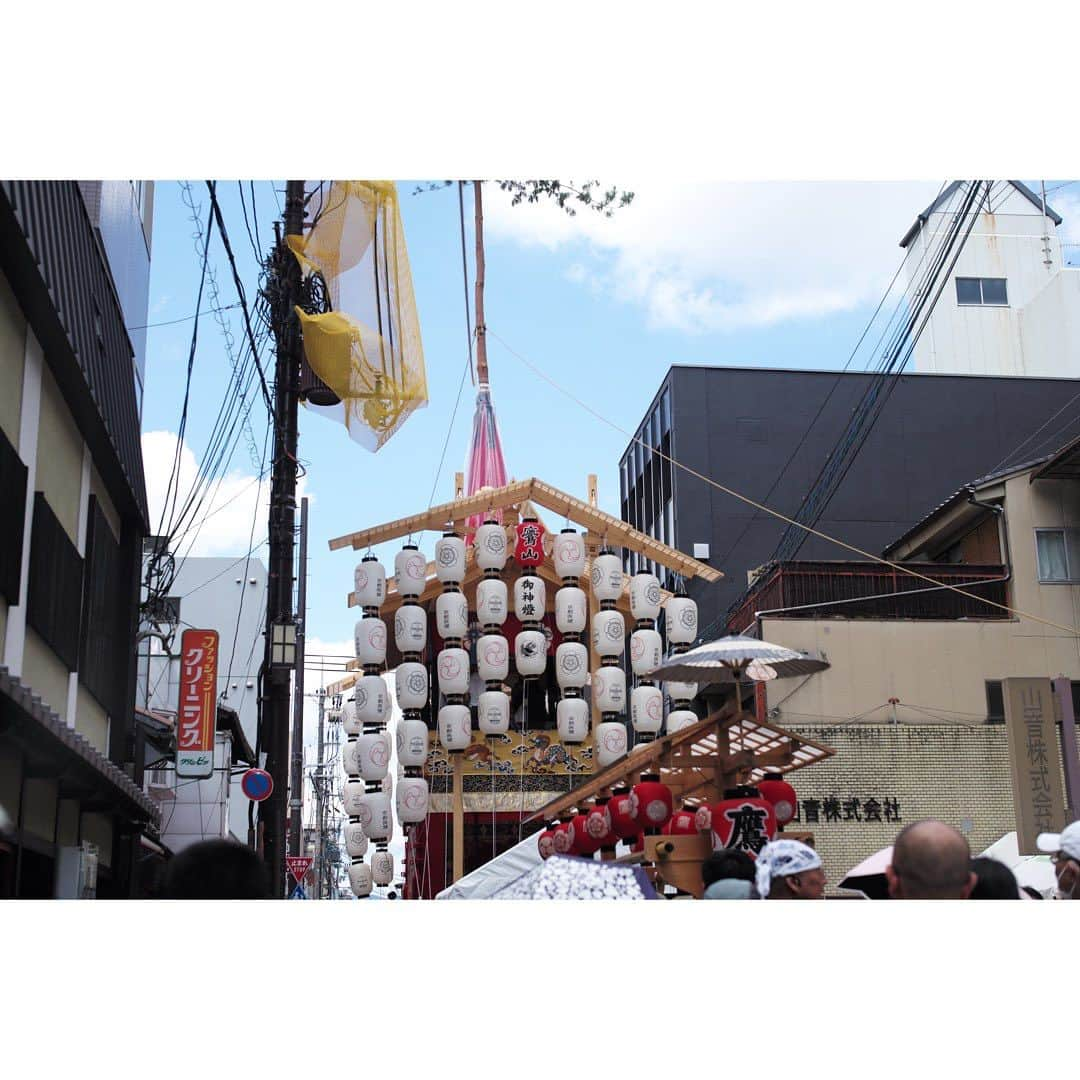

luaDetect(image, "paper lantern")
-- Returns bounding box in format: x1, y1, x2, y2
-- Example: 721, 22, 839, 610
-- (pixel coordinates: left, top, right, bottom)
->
394, 604, 427, 654
665, 595, 698, 645
632, 775, 674, 831
757, 773, 799, 827
513, 519, 546, 567
664, 805, 699, 836
595, 720, 628, 766
477, 634, 510, 682
354, 556, 386, 609
514, 574, 546, 623
478, 690, 510, 736
666, 709, 699, 735
553, 529, 587, 580
555, 642, 588, 689
397, 777, 429, 824
395, 662, 429, 711
665, 680, 698, 703
437, 647, 470, 695
358, 791, 393, 841
591, 609, 625, 657
631, 684, 664, 734
354, 616, 387, 667
537, 825, 557, 860
594, 666, 626, 713
571, 811, 603, 856
629, 628, 663, 676
395, 544, 428, 599
591, 551, 623, 603
608, 785, 640, 841
555, 586, 587, 635
586, 801, 614, 849
434, 532, 466, 584
356, 731, 391, 782
474, 520, 508, 571
342, 778, 366, 817
396, 717, 429, 768
438, 703, 472, 751
710, 788, 777, 856
340, 699, 360, 736
556, 696, 589, 743
515, 629, 547, 677
371, 850, 394, 887
343, 821, 369, 859
348, 860, 373, 898
354, 674, 389, 725
694, 804, 712, 833
552, 821, 574, 855
342, 738, 362, 777
476, 576, 508, 627
436, 590, 469, 640
630, 572, 662, 622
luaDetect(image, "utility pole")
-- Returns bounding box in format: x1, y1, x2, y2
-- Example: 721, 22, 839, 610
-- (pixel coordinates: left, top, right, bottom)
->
314, 686, 326, 898
260, 179, 305, 896
288, 496, 309, 862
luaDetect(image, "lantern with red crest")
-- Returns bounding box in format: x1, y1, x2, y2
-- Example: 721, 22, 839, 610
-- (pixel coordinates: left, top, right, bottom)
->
756, 772, 799, 829
570, 809, 604, 857
663, 803, 699, 836
632, 772, 674, 834
537, 822, 559, 860
710, 785, 777, 857
552, 820, 574, 855
586, 797, 615, 854
607, 784, 640, 845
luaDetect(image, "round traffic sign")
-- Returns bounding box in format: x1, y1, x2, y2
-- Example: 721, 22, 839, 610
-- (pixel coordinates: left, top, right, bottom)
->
241, 768, 273, 802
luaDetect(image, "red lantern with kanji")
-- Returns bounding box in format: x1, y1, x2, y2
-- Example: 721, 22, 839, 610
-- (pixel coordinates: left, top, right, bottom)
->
571, 811, 604, 857
608, 785, 640, 842
710, 786, 777, 857
538, 823, 558, 860
552, 820, 574, 855
632, 773, 673, 833
586, 798, 615, 851
757, 772, 798, 828
664, 803, 699, 836
514, 518, 546, 568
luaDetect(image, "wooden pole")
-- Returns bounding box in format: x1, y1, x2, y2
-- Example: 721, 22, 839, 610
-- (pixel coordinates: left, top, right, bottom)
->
473, 181, 488, 386
452, 752, 465, 883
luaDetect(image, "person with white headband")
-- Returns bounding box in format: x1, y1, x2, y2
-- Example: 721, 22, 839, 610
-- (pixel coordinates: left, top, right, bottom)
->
755, 838, 827, 899
1038, 820, 1080, 900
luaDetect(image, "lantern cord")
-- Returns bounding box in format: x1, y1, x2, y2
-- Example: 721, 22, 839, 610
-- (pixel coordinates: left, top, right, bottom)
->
488, 327, 1080, 640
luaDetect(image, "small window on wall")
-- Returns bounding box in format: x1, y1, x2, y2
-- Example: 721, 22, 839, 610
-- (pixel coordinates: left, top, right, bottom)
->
956, 277, 1008, 306
1035, 528, 1080, 583
986, 679, 1080, 723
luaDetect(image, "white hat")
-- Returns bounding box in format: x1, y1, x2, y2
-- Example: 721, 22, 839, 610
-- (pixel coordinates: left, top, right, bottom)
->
1036, 820, 1080, 861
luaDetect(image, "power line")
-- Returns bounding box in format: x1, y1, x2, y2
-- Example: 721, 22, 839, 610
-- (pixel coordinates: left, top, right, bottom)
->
127, 301, 241, 332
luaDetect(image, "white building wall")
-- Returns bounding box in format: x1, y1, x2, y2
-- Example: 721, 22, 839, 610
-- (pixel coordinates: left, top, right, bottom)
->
157, 732, 232, 854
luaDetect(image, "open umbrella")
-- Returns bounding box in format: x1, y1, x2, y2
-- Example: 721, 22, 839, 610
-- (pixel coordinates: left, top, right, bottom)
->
491, 854, 659, 900
838, 845, 893, 899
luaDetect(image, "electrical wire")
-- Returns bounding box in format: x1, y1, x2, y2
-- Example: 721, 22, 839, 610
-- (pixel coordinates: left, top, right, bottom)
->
127, 302, 241, 332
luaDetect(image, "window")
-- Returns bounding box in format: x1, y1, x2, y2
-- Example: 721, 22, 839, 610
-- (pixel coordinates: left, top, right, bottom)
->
986, 679, 1080, 724
1035, 528, 1080, 583
956, 277, 1008, 306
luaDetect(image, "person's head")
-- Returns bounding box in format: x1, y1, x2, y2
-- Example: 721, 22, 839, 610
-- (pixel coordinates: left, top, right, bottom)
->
162, 839, 271, 899
970, 856, 1019, 900
755, 839, 826, 899
885, 820, 976, 899
1037, 820, 1080, 898
702, 848, 756, 889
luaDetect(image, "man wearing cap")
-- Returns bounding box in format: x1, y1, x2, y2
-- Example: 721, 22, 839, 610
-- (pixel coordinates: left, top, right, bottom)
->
1038, 820, 1080, 900
755, 839, 826, 899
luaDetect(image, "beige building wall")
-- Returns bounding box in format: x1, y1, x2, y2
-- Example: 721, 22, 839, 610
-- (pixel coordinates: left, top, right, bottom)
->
0, 270, 25, 447
76, 685, 109, 755
34, 364, 83, 547
21, 628, 72, 724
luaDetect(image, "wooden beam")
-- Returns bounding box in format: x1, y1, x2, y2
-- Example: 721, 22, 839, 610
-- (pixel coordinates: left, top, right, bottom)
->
454, 471, 465, 500
452, 753, 465, 883
587, 473, 598, 508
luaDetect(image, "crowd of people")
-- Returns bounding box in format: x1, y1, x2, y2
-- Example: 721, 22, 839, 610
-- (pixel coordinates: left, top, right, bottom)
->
702, 818, 1080, 899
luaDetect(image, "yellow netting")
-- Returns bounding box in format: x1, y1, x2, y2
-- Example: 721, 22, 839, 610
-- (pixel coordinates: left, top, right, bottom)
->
287, 181, 427, 451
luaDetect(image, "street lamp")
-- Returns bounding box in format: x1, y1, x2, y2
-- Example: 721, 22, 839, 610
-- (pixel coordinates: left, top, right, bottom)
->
270, 620, 297, 667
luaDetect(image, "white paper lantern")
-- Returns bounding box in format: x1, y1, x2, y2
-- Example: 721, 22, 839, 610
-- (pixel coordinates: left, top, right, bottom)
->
629, 628, 663, 677
354, 616, 387, 667
591, 609, 626, 658
434, 533, 467, 584
515, 629, 547, 677
348, 860, 373, 898
396, 717, 429, 768
354, 556, 386, 608
555, 586, 587, 635
342, 738, 362, 776
342, 778, 366, 817
478, 690, 510, 735
474, 521, 508, 571
476, 576, 508, 626
667, 709, 699, 735
593, 665, 626, 713
665, 680, 699, 703
555, 641, 589, 689
343, 821, 369, 859
437, 647, 470, 696
397, 776, 430, 824
394, 603, 427, 654
629, 572, 663, 622
356, 731, 391, 781
395, 662, 428, 711
438, 703, 472, 751
358, 791, 393, 840
435, 590, 469, 640
395, 545, 428, 599
553, 529, 587, 581
631, 684, 664, 734
477, 634, 509, 682
514, 574, 546, 623
371, 850, 394, 886
556, 697, 589, 743
591, 551, 624, 603
596, 721, 628, 766
341, 699, 361, 736
353, 674, 389, 725
665, 595, 698, 644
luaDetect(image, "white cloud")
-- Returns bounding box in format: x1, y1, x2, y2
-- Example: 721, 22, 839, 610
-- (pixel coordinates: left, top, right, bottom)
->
483, 180, 945, 333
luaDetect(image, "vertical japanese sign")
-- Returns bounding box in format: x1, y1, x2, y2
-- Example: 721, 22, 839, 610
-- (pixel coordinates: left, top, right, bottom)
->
1002, 677, 1067, 854
177, 629, 219, 779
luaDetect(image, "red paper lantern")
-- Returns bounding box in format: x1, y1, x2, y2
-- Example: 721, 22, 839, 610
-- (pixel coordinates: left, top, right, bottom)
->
514, 519, 546, 568
664, 804, 699, 836
757, 772, 798, 827
632, 774, 673, 832
571, 811, 604, 856
608, 785, 640, 842
586, 799, 615, 850
538, 823, 558, 860
552, 821, 574, 855
710, 786, 777, 857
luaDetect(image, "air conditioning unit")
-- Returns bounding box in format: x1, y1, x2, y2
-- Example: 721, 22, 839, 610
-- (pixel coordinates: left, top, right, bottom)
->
146, 768, 175, 800
55, 843, 99, 899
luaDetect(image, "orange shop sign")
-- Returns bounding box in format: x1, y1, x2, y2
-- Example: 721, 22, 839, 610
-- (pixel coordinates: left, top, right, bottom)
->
177, 629, 219, 779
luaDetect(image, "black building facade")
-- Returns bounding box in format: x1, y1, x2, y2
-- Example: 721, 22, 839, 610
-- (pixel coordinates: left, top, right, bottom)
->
620, 365, 1080, 638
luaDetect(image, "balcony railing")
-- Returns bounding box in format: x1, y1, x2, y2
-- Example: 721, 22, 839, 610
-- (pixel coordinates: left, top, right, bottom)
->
726, 560, 1010, 635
